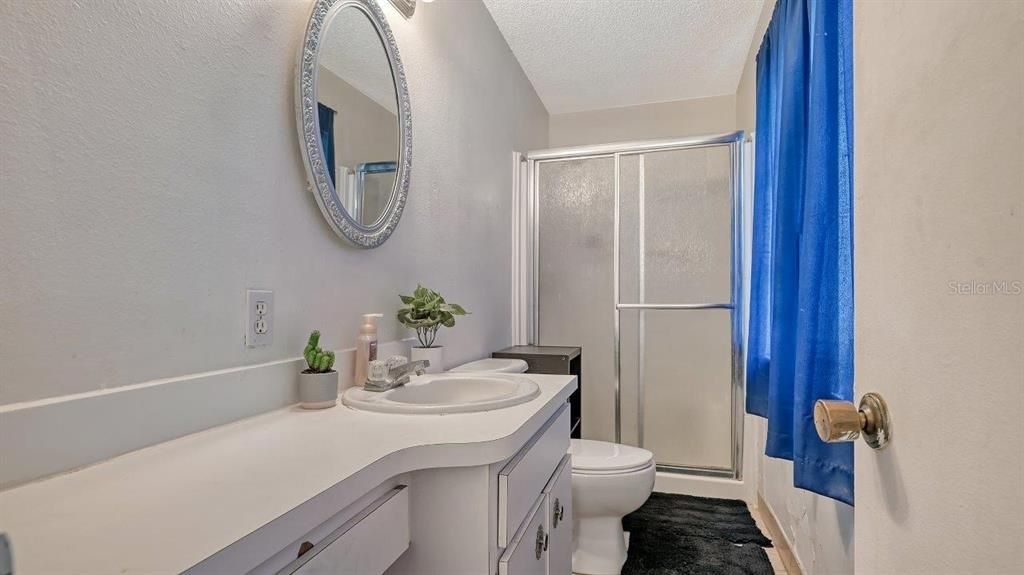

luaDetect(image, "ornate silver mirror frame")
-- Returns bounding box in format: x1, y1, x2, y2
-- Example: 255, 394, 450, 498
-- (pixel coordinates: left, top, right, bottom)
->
297, 0, 412, 248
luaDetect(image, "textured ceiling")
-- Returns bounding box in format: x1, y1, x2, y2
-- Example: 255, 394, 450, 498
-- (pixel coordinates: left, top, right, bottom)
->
482, 0, 764, 114
320, 7, 398, 114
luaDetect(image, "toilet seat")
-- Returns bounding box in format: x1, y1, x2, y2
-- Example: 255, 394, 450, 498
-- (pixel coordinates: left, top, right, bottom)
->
570, 439, 654, 475
448, 358, 529, 373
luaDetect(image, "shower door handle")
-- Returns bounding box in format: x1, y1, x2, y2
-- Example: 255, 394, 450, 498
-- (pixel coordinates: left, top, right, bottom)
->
814, 392, 892, 449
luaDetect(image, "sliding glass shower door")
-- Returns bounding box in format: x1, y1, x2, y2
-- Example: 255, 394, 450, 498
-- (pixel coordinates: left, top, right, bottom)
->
529, 133, 744, 477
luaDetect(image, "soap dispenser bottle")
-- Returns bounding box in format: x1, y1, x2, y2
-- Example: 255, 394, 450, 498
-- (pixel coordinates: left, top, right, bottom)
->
355, 313, 383, 387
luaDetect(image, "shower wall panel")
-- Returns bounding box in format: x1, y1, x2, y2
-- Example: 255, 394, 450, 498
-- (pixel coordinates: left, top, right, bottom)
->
536, 157, 617, 442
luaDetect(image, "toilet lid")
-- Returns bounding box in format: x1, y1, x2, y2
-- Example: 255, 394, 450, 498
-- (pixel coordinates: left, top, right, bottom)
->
449, 358, 529, 373
570, 439, 654, 474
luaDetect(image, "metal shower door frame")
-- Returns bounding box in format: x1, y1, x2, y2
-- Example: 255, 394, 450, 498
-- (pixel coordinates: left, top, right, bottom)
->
523, 131, 746, 480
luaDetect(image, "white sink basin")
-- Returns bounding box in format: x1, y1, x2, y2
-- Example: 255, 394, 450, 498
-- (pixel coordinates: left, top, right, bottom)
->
342, 373, 540, 414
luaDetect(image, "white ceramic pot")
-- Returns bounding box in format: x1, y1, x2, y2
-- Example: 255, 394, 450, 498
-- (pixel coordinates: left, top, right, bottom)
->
410, 346, 444, 373
298, 370, 338, 409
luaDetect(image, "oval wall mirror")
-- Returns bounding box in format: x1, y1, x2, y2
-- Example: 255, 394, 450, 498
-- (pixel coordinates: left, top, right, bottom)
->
297, 0, 411, 248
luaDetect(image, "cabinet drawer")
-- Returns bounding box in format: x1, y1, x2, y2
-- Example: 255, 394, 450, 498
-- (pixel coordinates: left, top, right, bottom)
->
278, 486, 409, 575
498, 495, 548, 575
543, 456, 573, 575
499, 404, 570, 547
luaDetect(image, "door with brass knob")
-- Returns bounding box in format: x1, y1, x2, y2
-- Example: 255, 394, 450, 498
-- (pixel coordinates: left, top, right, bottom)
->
814, 392, 891, 449
852, 3, 1024, 572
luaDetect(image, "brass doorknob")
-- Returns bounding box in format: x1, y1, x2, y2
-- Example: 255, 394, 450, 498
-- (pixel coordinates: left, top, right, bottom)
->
813, 392, 891, 449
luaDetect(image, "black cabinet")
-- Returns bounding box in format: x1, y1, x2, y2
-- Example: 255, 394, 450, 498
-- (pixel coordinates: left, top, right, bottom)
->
492, 346, 582, 439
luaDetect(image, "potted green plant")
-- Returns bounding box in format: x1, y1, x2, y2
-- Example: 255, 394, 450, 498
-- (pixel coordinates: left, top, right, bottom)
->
397, 284, 469, 373
298, 330, 338, 409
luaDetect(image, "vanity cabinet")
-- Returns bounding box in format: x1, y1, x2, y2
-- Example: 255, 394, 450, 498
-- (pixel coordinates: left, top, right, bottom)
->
233, 380, 577, 575
499, 496, 549, 575
499, 406, 571, 546
543, 456, 573, 575
498, 405, 573, 575
258, 486, 410, 575
498, 455, 573, 575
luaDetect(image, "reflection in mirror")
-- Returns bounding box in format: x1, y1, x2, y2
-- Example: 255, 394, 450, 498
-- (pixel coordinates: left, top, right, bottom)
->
318, 7, 399, 227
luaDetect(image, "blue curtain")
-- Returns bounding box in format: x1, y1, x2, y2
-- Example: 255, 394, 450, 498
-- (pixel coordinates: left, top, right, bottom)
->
318, 103, 337, 187
745, 0, 854, 506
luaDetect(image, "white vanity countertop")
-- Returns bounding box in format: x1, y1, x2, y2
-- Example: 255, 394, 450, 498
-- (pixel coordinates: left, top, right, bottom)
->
0, 374, 576, 575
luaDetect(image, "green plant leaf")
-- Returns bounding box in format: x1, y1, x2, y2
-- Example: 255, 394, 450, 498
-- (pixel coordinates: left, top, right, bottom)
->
441, 303, 468, 315
398, 285, 468, 337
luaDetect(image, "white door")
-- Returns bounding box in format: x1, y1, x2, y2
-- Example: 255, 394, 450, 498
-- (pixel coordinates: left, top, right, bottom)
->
854, 1, 1024, 574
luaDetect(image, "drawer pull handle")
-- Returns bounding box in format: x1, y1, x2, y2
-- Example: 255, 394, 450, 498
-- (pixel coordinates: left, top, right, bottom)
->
552, 498, 561, 528
297, 541, 314, 559
535, 525, 547, 560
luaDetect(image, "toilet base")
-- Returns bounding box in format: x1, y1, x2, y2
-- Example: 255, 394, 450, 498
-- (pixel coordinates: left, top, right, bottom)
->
572, 516, 628, 575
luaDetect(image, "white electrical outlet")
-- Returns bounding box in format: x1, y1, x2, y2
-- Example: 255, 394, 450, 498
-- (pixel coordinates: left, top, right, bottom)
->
246, 289, 274, 347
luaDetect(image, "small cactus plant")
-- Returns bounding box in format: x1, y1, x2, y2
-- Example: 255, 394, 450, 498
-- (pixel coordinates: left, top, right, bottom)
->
303, 330, 336, 373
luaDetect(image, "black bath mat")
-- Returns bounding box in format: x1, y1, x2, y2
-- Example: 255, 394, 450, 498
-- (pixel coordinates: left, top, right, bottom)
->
621, 492, 775, 575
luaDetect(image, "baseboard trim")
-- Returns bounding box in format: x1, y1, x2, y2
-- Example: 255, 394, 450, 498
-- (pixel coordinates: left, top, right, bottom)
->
756, 493, 804, 575
654, 471, 751, 502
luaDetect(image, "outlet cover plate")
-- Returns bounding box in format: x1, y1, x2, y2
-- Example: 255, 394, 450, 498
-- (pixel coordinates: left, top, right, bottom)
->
246, 289, 274, 348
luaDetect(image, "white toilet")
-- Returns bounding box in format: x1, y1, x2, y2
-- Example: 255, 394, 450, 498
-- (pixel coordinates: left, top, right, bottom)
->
449, 357, 655, 575
569, 439, 655, 575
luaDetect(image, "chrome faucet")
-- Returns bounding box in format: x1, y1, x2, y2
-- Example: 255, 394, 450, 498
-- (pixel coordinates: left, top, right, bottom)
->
364, 359, 430, 392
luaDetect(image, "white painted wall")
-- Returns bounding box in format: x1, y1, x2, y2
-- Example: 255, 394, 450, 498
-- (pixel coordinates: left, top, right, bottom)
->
0, 0, 547, 405
548, 95, 737, 147
752, 418, 854, 574
854, 1, 1024, 573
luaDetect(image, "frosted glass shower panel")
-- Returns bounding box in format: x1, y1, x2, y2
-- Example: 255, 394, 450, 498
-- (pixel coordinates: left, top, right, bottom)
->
641, 309, 733, 469
618, 145, 736, 470
536, 157, 616, 442
532, 135, 742, 476
636, 147, 732, 304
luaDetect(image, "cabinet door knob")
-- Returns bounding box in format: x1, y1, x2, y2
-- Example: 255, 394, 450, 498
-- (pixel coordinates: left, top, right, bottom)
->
814, 392, 892, 449
535, 525, 546, 560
